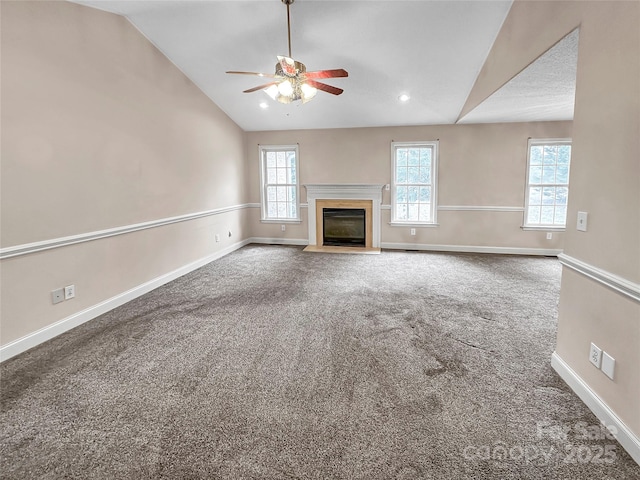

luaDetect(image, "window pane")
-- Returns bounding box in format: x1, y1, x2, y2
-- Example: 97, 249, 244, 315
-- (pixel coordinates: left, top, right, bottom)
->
529, 186, 542, 206
276, 186, 286, 201
408, 186, 419, 203
420, 148, 432, 167
529, 166, 542, 184
408, 149, 420, 166
396, 167, 407, 184
419, 166, 430, 184
266, 151, 276, 168
397, 203, 408, 220
554, 206, 567, 225
556, 164, 569, 184
419, 205, 430, 222
558, 146, 571, 165
541, 166, 556, 184
396, 186, 407, 202
277, 203, 286, 217
397, 149, 408, 167
530, 146, 543, 165
555, 187, 568, 205
276, 151, 285, 167
528, 206, 541, 224
267, 202, 277, 217
543, 146, 557, 165
542, 187, 555, 205
408, 203, 419, 221
267, 168, 277, 184
419, 186, 431, 202
541, 206, 555, 224
267, 186, 277, 202
407, 167, 420, 183
287, 186, 296, 203
276, 168, 286, 184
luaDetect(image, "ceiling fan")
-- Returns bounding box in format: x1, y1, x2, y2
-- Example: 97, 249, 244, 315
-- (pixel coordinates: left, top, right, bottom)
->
226, 0, 348, 104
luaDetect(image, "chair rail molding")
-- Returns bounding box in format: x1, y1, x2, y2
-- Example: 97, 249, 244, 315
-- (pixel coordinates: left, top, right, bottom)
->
558, 253, 640, 303
0, 204, 253, 260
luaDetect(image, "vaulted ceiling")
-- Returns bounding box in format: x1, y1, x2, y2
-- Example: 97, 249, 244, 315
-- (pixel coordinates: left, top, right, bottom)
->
72, 0, 578, 131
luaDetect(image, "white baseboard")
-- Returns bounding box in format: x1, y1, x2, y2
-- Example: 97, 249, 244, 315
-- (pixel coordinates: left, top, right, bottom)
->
551, 351, 640, 465
381, 242, 561, 256
0, 239, 251, 362
249, 237, 309, 246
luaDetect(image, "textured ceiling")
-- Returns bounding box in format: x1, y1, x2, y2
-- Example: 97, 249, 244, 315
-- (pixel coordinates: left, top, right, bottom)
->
458, 28, 579, 124
71, 0, 577, 131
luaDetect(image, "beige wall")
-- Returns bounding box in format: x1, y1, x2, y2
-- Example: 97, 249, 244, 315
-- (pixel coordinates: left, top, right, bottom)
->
470, 0, 640, 439
247, 121, 571, 249
1, 1, 249, 346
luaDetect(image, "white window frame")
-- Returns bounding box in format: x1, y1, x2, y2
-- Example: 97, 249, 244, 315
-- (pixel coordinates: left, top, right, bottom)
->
390, 141, 439, 226
523, 138, 572, 230
259, 144, 301, 223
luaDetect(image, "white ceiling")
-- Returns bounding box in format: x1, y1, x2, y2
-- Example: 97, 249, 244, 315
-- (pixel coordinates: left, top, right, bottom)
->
71, 0, 577, 131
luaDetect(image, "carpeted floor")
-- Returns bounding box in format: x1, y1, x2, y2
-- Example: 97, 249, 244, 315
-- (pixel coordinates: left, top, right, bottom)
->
1, 244, 639, 479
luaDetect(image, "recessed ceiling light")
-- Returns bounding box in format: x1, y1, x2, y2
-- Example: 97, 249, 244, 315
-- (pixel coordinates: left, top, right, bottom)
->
259, 102, 269, 109
399, 94, 410, 102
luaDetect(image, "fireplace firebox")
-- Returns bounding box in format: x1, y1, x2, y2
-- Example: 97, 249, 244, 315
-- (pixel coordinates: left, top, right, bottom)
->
322, 208, 366, 247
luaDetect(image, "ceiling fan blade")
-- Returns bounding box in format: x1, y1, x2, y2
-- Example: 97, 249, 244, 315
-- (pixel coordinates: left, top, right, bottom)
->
306, 80, 344, 96
243, 82, 278, 93
277, 55, 297, 76
226, 71, 278, 78
304, 69, 349, 79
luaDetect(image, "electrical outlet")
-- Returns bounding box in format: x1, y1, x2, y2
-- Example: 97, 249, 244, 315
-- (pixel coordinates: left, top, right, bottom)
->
546, 232, 553, 240
215, 234, 220, 242
589, 343, 602, 368
601, 352, 615, 380
281, 225, 286, 232
52, 288, 64, 305
410, 228, 416, 236
64, 285, 75, 300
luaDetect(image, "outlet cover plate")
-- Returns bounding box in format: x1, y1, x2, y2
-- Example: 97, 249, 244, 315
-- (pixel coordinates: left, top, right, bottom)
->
589, 343, 602, 368
64, 285, 75, 300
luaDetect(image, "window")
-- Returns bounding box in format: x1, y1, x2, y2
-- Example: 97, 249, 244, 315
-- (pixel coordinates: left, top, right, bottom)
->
524, 139, 571, 228
391, 141, 439, 224
259, 145, 300, 222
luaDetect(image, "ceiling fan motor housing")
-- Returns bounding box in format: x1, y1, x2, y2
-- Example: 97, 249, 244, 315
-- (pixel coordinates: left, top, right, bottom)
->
275, 59, 306, 78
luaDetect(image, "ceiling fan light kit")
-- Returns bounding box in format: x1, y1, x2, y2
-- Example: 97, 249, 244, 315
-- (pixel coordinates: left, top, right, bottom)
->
226, 0, 347, 104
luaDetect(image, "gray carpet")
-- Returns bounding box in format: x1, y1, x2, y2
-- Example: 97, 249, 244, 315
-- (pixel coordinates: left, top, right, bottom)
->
1, 244, 639, 479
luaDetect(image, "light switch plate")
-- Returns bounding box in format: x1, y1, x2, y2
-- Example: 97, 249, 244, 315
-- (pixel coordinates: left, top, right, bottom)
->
577, 211, 588, 232
601, 351, 615, 380
52, 288, 64, 304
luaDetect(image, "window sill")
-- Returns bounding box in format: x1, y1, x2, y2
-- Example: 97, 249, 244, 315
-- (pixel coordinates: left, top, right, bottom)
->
389, 222, 439, 228
521, 225, 566, 232
261, 219, 302, 224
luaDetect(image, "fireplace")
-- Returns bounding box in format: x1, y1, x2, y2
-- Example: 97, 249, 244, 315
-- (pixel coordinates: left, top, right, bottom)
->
304, 184, 384, 252
323, 208, 366, 247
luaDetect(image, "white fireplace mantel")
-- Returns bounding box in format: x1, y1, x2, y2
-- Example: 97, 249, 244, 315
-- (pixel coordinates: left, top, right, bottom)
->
304, 184, 385, 247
